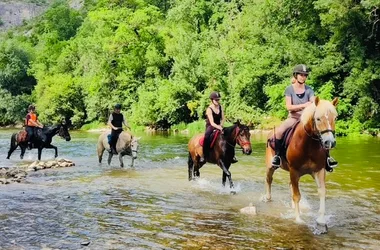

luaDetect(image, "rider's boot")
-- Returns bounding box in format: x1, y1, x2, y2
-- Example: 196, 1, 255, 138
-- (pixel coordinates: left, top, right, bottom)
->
271, 139, 281, 169
200, 140, 210, 163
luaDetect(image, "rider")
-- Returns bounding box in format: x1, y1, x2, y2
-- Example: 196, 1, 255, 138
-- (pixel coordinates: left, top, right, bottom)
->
25, 104, 45, 149
108, 103, 130, 154
200, 91, 238, 164
271, 64, 338, 169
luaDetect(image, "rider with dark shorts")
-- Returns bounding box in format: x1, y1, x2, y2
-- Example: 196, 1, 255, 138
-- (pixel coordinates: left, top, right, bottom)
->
25, 105, 45, 149
108, 104, 129, 155
200, 91, 238, 163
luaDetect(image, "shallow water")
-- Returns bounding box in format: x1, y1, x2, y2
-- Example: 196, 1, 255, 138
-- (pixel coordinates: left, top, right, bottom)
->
0, 130, 379, 249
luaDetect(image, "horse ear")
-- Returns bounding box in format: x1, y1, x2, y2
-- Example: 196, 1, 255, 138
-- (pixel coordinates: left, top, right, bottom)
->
236, 119, 241, 125
314, 96, 320, 106
136, 137, 141, 141
331, 97, 339, 106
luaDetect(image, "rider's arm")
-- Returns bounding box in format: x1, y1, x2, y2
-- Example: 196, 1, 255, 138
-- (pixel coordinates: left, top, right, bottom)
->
35, 118, 43, 128
107, 114, 119, 130
285, 96, 311, 112
206, 108, 223, 131
220, 107, 225, 127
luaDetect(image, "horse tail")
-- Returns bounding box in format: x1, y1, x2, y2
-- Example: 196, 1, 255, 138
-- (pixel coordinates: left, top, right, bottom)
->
10, 133, 17, 148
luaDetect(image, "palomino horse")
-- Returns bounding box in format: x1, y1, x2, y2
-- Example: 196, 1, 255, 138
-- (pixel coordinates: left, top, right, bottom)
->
7, 122, 71, 160
97, 130, 140, 168
188, 121, 252, 189
265, 97, 338, 227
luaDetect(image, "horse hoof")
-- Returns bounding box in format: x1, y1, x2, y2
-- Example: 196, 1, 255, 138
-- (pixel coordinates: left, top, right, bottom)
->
261, 196, 271, 203
230, 190, 237, 195
295, 217, 305, 224
313, 223, 328, 235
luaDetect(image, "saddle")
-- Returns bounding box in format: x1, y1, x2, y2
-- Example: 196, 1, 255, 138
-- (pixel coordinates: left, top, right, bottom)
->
199, 130, 221, 149
268, 120, 301, 157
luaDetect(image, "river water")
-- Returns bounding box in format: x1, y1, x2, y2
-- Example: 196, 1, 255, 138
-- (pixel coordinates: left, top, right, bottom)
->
0, 130, 379, 249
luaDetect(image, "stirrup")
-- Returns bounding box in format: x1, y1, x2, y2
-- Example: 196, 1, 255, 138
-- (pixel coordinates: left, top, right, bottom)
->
271, 155, 281, 169
231, 157, 238, 164
327, 157, 338, 168
199, 156, 205, 163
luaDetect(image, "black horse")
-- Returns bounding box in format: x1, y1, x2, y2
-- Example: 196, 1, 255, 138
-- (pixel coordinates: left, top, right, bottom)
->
7, 122, 71, 160
187, 122, 253, 189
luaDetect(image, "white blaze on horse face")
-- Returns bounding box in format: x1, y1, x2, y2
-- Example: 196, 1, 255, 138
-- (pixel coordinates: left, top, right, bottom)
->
319, 112, 336, 149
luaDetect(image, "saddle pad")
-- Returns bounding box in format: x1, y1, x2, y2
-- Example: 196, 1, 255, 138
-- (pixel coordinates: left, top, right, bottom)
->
199, 130, 221, 148
268, 120, 301, 152
17, 130, 28, 143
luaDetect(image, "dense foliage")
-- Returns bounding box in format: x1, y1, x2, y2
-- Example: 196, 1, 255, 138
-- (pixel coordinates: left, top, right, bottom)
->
1, 0, 380, 135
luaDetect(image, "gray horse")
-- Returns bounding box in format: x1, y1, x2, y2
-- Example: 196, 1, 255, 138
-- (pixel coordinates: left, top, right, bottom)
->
97, 130, 140, 168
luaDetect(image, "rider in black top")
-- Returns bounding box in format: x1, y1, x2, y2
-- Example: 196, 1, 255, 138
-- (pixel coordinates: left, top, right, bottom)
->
108, 104, 130, 154
200, 91, 238, 164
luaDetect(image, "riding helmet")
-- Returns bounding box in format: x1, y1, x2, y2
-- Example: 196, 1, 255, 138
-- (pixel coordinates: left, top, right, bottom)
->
28, 104, 35, 111
293, 64, 309, 76
209, 91, 221, 100
114, 104, 122, 109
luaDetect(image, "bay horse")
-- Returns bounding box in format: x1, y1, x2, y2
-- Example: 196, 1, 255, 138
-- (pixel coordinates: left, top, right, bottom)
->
7, 122, 71, 161
188, 121, 252, 189
265, 97, 338, 227
97, 130, 140, 168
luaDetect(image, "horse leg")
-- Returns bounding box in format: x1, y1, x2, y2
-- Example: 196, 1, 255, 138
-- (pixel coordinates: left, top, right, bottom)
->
44, 144, 58, 158
7, 134, 18, 159
20, 145, 27, 159
97, 141, 105, 163
38, 147, 42, 161
118, 152, 124, 168
130, 155, 135, 168
188, 152, 194, 181
264, 167, 276, 202
7, 144, 18, 159
218, 160, 233, 188
290, 169, 303, 223
264, 143, 276, 202
314, 169, 327, 225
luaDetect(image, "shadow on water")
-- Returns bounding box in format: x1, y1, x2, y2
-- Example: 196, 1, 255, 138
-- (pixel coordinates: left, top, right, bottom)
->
0, 130, 379, 249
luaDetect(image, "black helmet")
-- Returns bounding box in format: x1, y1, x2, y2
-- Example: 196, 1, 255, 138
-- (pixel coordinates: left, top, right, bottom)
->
114, 104, 122, 109
293, 64, 309, 76
28, 104, 35, 111
209, 91, 221, 100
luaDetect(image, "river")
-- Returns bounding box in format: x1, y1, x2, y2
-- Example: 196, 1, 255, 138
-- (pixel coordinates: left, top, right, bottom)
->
0, 130, 379, 249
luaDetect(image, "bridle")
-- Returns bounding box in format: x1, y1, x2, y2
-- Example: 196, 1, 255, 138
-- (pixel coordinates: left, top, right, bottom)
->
303, 111, 335, 145
226, 125, 251, 148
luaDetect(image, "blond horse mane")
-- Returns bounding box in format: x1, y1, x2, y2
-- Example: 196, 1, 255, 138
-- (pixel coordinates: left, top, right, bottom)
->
300, 99, 338, 125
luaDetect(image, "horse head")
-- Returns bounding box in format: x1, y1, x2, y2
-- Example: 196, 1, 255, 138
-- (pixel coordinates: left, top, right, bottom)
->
301, 96, 338, 149
58, 120, 71, 141
235, 121, 252, 155
130, 136, 140, 159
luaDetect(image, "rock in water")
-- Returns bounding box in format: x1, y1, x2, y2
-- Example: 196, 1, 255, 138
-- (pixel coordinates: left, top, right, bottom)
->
240, 204, 257, 215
